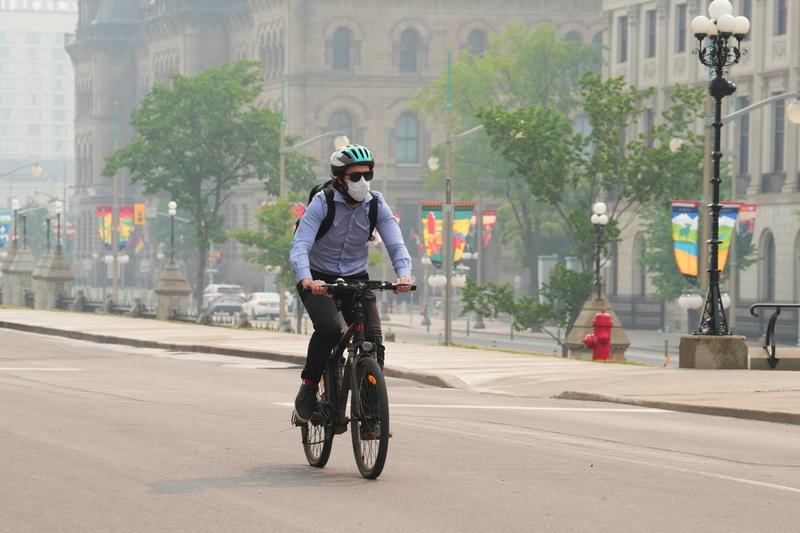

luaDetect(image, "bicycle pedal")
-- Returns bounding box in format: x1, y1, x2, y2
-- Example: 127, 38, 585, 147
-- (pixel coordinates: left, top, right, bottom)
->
291, 410, 305, 427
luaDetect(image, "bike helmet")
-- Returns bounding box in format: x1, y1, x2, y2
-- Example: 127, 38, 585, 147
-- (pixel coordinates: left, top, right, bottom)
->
330, 144, 375, 177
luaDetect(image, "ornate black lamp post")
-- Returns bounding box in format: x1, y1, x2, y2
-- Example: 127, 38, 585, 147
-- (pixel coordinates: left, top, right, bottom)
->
11, 197, 19, 248
590, 202, 609, 300
54, 200, 63, 252
168, 201, 177, 261
690, 0, 750, 335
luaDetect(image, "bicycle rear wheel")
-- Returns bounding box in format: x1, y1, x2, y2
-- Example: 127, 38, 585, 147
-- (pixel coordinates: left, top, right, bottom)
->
301, 375, 333, 467
350, 356, 389, 479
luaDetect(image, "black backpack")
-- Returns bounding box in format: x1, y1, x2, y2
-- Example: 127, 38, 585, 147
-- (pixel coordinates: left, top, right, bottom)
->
296, 180, 379, 241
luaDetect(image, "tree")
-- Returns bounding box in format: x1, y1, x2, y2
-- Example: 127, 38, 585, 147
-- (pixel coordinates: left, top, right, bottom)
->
480, 77, 707, 279
103, 61, 313, 310
414, 23, 600, 293
231, 196, 298, 292
460, 278, 515, 321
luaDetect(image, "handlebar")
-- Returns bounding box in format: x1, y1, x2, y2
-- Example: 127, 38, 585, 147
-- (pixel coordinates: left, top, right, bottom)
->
301, 279, 417, 295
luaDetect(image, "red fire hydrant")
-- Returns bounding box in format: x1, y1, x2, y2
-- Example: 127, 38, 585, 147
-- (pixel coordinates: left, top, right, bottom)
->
583, 311, 613, 361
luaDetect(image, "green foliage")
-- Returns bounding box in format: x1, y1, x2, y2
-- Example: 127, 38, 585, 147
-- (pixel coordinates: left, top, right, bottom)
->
231, 195, 300, 290
414, 24, 601, 292
460, 278, 516, 319
102, 60, 313, 307
511, 266, 593, 332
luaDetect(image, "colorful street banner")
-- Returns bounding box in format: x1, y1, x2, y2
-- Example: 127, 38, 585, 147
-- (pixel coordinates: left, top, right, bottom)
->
134, 203, 146, 225
421, 201, 443, 267
97, 206, 134, 250
718, 202, 740, 274
0, 210, 11, 248
482, 209, 497, 249
453, 202, 475, 262
736, 203, 757, 256
420, 201, 475, 267
671, 200, 700, 279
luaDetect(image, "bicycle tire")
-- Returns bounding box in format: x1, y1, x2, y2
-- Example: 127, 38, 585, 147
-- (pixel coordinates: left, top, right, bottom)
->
350, 356, 389, 479
301, 374, 333, 467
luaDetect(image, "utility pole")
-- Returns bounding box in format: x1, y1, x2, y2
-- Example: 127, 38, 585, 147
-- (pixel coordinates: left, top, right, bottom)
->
111, 100, 121, 304
443, 47, 454, 346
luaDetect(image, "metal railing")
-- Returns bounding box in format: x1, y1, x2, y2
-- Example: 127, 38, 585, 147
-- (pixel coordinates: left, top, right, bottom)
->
749, 303, 800, 369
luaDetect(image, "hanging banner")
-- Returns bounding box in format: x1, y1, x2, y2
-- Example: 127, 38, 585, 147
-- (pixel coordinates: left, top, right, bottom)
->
421, 201, 443, 267
671, 200, 700, 279
467, 214, 478, 254
482, 209, 497, 249
736, 203, 757, 256
97, 206, 134, 250
718, 202, 740, 274
453, 202, 475, 263
134, 203, 146, 225
289, 202, 305, 220
0, 210, 11, 248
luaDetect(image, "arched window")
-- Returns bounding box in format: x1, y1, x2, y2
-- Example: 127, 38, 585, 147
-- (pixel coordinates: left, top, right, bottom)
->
332, 27, 352, 71
632, 233, 647, 296
592, 32, 603, 46
565, 31, 584, 43
396, 112, 419, 163
759, 230, 775, 300
399, 28, 419, 73
329, 110, 354, 142
467, 29, 488, 56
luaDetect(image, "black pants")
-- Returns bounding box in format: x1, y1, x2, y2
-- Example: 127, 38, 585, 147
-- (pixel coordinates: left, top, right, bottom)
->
298, 270, 383, 382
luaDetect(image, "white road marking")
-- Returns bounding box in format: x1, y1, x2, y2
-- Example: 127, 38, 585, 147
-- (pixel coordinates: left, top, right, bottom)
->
272, 401, 664, 413
391, 403, 666, 412
396, 420, 800, 495
0, 367, 81, 371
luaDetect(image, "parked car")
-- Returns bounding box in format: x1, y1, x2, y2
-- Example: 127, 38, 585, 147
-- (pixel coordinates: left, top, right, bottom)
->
203, 284, 246, 306
242, 292, 281, 319
208, 295, 245, 316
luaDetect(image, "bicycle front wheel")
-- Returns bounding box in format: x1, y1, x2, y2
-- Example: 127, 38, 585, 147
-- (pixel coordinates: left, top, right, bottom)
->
301, 375, 333, 468
350, 356, 389, 479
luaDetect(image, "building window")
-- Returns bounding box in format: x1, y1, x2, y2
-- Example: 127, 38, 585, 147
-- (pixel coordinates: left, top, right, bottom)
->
675, 4, 687, 53
399, 28, 419, 73
737, 96, 750, 176
329, 110, 354, 142
467, 29, 487, 56
592, 32, 603, 46
759, 231, 775, 300
618, 16, 628, 63
775, 0, 787, 36
645, 10, 656, 58
564, 30, 583, 43
331, 26, 351, 72
773, 96, 785, 172
395, 112, 419, 164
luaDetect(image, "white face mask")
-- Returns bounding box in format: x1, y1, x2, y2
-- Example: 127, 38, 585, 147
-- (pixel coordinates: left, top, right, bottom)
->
347, 177, 370, 202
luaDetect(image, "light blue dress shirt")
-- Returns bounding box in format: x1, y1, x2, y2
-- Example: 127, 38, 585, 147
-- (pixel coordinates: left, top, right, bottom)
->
290, 189, 412, 282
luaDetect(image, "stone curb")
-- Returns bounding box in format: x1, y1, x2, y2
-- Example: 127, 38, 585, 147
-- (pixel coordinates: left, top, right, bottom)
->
555, 391, 800, 426
0, 319, 457, 389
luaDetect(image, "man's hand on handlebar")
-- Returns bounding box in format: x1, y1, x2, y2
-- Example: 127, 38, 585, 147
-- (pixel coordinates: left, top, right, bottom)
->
300, 278, 331, 297
394, 277, 413, 294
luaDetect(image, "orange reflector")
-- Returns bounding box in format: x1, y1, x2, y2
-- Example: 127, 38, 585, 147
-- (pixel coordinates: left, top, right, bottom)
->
367, 374, 377, 385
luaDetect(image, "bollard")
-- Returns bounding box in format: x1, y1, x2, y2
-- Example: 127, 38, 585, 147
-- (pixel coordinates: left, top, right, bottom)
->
466, 318, 470, 337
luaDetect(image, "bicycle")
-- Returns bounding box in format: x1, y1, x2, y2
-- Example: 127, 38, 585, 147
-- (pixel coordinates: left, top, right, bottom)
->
292, 279, 416, 479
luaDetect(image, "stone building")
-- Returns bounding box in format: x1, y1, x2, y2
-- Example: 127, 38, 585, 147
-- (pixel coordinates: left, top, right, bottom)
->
601, 0, 799, 339
67, 0, 603, 295
0, 0, 77, 210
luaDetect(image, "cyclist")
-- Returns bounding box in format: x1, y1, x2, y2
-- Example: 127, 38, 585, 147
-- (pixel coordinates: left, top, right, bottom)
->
290, 144, 413, 423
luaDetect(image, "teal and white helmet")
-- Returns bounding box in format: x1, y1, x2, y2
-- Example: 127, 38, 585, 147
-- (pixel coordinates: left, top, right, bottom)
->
330, 144, 375, 177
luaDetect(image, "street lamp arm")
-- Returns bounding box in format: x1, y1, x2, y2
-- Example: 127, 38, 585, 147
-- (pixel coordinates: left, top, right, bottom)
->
279, 130, 346, 154
0, 162, 39, 178
723, 92, 797, 122
448, 124, 484, 142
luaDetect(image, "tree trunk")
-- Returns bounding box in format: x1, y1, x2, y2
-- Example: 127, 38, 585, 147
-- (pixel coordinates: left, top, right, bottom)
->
195, 242, 208, 312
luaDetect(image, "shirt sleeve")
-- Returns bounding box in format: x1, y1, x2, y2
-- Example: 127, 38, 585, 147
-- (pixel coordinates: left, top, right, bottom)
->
290, 193, 326, 282
374, 194, 412, 278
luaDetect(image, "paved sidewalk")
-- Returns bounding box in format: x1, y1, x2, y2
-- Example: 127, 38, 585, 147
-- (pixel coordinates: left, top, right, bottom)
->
1, 308, 799, 425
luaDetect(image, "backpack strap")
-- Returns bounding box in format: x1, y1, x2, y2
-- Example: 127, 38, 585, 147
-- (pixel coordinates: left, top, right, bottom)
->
367, 195, 379, 241
315, 187, 336, 241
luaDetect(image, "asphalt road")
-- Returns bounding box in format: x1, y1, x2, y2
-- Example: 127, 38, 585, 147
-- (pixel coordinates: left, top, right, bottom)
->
1, 330, 798, 532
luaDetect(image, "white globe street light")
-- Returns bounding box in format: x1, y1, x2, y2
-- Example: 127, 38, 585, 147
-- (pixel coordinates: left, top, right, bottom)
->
787, 99, 800, 125
708, 0, 732, 22
428, 273, 446, 289
452, 274, 467, 289
592, 201, 607, 216
168, 200, 177, 261
669, 137, 685, 153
